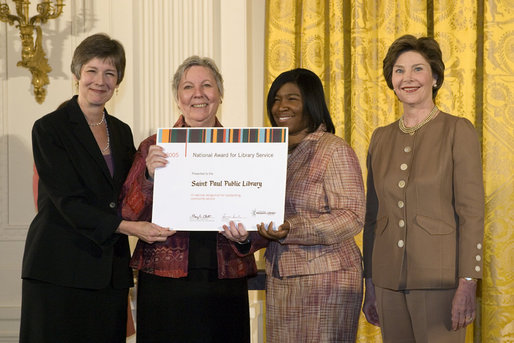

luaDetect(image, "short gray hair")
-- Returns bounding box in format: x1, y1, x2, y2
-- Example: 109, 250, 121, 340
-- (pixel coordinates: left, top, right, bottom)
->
172, 56, 224, 101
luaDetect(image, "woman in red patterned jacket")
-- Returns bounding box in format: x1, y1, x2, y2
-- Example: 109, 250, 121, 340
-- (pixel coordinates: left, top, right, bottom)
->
120, 56, 267, 343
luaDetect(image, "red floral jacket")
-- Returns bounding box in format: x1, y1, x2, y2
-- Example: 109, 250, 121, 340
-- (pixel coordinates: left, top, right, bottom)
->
120, 116, 267, 278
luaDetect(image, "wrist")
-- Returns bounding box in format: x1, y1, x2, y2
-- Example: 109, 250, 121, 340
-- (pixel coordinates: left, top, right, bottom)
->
461, 277, 478, 283
117, 220, 132, 235
145, 168, 154, 182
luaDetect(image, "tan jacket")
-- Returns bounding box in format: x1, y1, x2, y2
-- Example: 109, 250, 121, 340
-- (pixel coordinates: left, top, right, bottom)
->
363, 112, 484, 290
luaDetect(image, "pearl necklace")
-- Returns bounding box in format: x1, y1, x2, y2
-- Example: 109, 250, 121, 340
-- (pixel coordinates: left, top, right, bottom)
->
399, 106, 439, 135
87, 111, 105, 127
102, 119, 110, 154
85, 111, 110, 154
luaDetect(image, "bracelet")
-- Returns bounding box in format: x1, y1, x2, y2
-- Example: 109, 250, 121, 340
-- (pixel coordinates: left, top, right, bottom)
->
236, 238, 250, 245
463, 277, 477, 282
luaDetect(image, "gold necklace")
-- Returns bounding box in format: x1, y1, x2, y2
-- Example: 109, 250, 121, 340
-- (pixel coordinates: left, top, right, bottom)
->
399, 106, 439, 134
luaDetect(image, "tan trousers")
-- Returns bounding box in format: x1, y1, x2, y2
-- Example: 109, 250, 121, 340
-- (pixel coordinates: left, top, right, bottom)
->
375, 286, 467, 343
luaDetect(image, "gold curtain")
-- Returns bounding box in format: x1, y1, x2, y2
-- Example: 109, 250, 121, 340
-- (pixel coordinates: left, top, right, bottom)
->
264, 0, 514, 341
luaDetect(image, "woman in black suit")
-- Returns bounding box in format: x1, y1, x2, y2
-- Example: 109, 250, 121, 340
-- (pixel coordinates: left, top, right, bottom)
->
20, 33, 173, 343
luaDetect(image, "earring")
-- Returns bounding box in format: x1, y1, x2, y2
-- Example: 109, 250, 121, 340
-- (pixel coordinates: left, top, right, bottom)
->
116, 88, 119, 96
74, 80, 79, 93
433, 83, 437, 88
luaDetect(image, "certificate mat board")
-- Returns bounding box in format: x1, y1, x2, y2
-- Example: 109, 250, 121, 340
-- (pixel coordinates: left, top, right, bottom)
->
152, 127, 288, 231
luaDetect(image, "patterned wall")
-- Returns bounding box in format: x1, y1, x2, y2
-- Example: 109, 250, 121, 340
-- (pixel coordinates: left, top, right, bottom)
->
264, 0, 514, 341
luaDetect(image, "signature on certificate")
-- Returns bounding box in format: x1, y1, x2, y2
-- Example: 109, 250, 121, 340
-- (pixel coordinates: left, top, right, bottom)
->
190, 213, 214, 222
222, 214, 244, 221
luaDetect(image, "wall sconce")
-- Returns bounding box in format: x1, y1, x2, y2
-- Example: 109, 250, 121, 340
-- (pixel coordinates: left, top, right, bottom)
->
0, 0, 65, 104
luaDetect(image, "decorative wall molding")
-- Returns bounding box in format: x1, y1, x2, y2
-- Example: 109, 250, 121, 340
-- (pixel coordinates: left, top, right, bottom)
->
0, 23, 8, 242
0, 305, 21, 343
0, 1, 266, 341
0, 225, 28, 242
132, 0, 218, 144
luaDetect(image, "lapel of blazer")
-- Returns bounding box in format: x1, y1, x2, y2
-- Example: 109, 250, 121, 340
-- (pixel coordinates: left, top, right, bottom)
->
66, 99, 114, 187
286, 128, 321, 181
105, 113, 125, 187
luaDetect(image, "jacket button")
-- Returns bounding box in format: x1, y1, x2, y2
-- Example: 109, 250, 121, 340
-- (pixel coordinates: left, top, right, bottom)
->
398, 180, 406, 188
398, 201, 404, 208
400, 163, 408, 170
109, 202, 116, 208
477, 243, 482, 249
404, 146, 412, 153
397, 240, 404, 248
475, 255, 481, 261
399, 219, 405, 228
475, 266, 481, 272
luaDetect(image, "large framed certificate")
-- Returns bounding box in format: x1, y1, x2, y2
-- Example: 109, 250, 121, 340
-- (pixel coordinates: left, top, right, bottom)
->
152, 127, 288, 231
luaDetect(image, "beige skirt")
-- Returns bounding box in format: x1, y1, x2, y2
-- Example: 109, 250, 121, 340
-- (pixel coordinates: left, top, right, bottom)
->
266, 266, 362, 343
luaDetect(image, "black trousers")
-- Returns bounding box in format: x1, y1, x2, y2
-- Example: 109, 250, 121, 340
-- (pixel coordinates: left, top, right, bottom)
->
20, 278, 128, 343
136, 270, 250, 343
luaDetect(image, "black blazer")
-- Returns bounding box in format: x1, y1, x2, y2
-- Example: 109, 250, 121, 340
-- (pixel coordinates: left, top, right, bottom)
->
22, 96, 136, 289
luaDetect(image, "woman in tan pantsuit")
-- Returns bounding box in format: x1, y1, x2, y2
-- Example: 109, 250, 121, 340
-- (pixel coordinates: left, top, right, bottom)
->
362, 35, 484, 343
